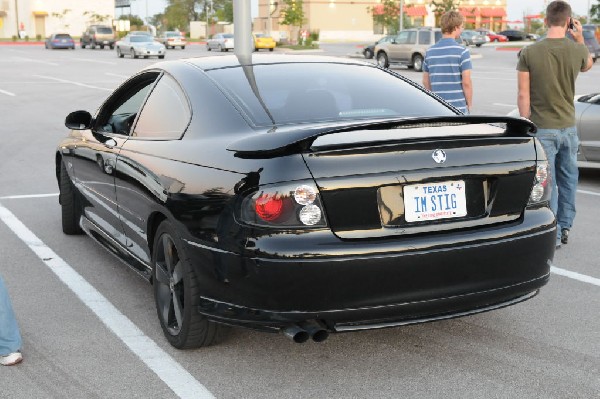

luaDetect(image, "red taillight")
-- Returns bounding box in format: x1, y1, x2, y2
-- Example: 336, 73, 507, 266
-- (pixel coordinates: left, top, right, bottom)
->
255, 194, 284, 221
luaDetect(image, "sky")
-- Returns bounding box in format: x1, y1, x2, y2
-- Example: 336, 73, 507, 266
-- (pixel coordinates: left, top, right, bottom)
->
125, 0, 594, 24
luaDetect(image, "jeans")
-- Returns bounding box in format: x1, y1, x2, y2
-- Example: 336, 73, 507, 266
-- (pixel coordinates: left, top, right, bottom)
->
0, 275, 22, 355
535, 126, 579, 240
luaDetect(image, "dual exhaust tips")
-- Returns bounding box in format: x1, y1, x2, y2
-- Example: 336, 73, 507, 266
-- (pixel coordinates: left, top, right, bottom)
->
282, 320, 329, 343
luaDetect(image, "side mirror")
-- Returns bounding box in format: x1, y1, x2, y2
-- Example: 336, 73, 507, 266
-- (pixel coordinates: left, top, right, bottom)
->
65, 110, 93, 130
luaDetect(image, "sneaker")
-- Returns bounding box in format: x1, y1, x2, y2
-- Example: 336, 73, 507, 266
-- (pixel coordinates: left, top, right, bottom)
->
0, 352, 23, 366
561, 229, 570, 245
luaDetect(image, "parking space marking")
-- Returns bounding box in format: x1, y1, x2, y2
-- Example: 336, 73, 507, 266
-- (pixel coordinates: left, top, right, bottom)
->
0, 193, 58, 199
33, 75, 112, 91
578, 189, 600, 197
0, 202, 215, 399
75, 58, 118, 66
551, 266, 600, 287
11, 56, 59, 66
493, 103, 515, 107
0, 88, 15, 97
105, 72, 130, 79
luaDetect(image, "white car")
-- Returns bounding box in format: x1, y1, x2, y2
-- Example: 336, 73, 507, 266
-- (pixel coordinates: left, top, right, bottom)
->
116, 34, 166, 59
206, 33, 234, 52
158, 31, 186, 49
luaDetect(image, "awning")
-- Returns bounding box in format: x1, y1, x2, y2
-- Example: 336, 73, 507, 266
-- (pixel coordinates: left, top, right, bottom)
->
0, 11, 7, 17
404, 5, 427, 17
480, 7, 506, 18
525, 14, 543, 19
32, 11, 49, 16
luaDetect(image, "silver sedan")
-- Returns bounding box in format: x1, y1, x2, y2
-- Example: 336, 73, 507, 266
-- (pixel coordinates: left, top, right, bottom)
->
116, 34, 166, 59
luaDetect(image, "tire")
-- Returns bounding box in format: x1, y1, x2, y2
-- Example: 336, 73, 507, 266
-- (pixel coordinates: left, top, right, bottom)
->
81, 41, 86, 49
153, 221, 220, 348
100, 45, 105, 49
476, 44, 482, 47
91, 41, 96, 49
110, 45, 114, 50
218, 44, 223, 52
181, 46, 185, 50
412, 54, 424, 72
207, 45, 211, 51
269, 48, 274, 52
364, 49, 373, 59
131, 48, 137, 59
59, 161, 83, 235
376, 51, 389, 68
117, 48, 124, 58
158, 55, 165, 59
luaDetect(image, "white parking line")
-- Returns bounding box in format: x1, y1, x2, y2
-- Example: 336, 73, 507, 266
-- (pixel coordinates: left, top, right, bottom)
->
0, 193, 58, 199
105, 72, 131, 79
493, 103, 516, 107
11, 56, 59, 66
578, 189, 600, 197
0, 203, 215, 399
75, 58, 118, 66
0, 88, 15, 97
551, 266, 600, 287
33, 75, 112, 91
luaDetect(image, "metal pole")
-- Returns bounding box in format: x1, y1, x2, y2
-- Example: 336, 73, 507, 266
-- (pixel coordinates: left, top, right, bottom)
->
233, 0, 253, 56
588, 0, 591, 23
206, 2, 209, 39
267, 0, 272, 36
399, 0, 404, 33
14, 0, 19, 39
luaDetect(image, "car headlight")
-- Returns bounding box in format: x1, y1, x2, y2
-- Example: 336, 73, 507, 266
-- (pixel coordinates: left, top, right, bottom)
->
239, 180, 327, 228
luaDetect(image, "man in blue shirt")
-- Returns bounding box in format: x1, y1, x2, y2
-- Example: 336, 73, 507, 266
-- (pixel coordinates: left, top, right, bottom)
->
422, 11, 473, 114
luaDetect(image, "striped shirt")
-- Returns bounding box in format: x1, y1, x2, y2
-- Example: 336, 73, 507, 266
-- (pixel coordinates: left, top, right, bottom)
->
423, 38, 472, 113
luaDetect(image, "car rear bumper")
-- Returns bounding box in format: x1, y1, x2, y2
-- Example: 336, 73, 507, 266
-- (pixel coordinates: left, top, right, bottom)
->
184, 207, 555, 331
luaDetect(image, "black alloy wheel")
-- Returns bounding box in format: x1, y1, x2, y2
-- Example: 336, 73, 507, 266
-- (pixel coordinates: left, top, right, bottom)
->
152, 221, 219, 348
364, 48, 373, 59
59, 161, 83, 235
117, 48, 124, 58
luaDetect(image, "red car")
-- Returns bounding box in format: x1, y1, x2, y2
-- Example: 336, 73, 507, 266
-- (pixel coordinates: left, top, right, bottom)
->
476, 29, 508, 42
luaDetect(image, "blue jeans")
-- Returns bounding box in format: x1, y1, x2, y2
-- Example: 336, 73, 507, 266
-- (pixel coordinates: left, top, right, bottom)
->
0, 275, 22, 355
536, 126, 579, 240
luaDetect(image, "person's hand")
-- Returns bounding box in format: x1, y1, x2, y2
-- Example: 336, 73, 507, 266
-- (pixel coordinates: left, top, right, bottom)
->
569, 18, 584, 44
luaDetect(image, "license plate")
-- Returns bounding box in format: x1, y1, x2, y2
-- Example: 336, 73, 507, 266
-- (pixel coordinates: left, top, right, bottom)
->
103, 40, 109, 44
404, 180, 467, 222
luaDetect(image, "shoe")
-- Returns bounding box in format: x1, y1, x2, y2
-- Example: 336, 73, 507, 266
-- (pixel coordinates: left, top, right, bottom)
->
556, 239, 562, 249
0, 352, 23, 366
561, 229, 569, 245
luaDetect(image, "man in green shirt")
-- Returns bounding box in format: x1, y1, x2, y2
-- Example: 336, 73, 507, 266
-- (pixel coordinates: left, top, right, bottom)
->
517, 0, 593, 248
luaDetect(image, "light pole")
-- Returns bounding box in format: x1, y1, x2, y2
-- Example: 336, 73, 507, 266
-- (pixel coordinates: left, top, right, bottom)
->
399, 0, 404, 33
14, 0, 19, 39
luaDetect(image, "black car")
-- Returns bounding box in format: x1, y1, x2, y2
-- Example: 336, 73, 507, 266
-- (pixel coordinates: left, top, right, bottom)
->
498, 30, 527, 41
363, 35, 394, 59
57, 55, 555, 348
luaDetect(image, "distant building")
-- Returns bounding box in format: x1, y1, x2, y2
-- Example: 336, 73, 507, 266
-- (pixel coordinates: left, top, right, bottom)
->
253, 0, 508, 42
0, 0, 115, 39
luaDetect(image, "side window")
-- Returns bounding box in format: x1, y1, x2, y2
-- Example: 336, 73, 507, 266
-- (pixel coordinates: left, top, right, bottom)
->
419, 31, 431, 45
434, 31, 443, 43
407, 31, 417, 44
95, 72, 160, 135
396, 31, 410, 44
132, 74, 191, 139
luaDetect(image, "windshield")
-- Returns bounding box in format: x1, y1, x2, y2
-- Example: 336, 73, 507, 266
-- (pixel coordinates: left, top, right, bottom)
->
207, 63, 454, 127
97, 28, 113, 34
583, 30, 595, 39
131, 35, 153, 42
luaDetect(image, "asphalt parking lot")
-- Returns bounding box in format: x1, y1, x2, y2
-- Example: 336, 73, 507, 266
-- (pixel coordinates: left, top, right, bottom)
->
0, 42, 599, 398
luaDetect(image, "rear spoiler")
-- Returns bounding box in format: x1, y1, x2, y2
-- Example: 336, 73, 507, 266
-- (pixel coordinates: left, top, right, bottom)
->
228, 115, 537, 159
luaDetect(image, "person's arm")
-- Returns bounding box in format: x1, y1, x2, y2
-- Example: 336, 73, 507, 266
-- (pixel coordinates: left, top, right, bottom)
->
517, 71, 531, 119
570, 19, 593, 72
461, 69, 473, 112
422, 72, 431, 91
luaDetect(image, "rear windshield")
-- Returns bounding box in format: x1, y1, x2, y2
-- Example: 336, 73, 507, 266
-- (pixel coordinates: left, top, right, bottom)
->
583, 30, 595, 39
55, 34, 72, 39
167, 32, 182, 37
222, 34, 234, 38
207, 63, 454, 127
131, 35, 153, 42
97, 27, 113, 34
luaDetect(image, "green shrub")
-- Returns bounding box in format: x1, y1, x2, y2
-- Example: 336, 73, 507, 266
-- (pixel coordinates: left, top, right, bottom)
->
25, 35, 29, 41
36, 34, 42, 41
12, 35, 17, 42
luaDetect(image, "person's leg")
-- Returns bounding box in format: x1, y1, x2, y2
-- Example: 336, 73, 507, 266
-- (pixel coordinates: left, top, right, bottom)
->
0, 275, 22, 356
555, 126, 579, 241
535, 129, 560, 245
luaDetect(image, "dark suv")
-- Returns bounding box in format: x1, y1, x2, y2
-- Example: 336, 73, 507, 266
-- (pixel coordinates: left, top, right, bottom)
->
374, 28, 443, 71
81, 25, 116, 49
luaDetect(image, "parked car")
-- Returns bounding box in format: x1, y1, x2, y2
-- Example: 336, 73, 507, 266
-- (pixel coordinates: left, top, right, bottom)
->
80, 25, 116, 49
375, 27, 443, 71
460, 30, 487, 47
206, 33, 234, 52
252, 33, 276, 51
45, 33, 75, 50
158, 31, 187, 49
582, 29, 600, 63
56, 54, 555, 348
363, 35, 395, 59
498, 30, 527, 41
526, 33, 540, 41
476, 29, 508, 42
582, 24, 600, 42
115, 34, 165, 59
509, 93, 600, 168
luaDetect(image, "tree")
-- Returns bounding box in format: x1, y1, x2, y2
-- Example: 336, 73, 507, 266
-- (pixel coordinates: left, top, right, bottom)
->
82, 11, 112, 23
367, 0, 399, 34
280, 0, 306, 43
51, 9, 71, 30
591, 0, 600, 23
118, 14, 145, 27
430, 0, 460, 16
